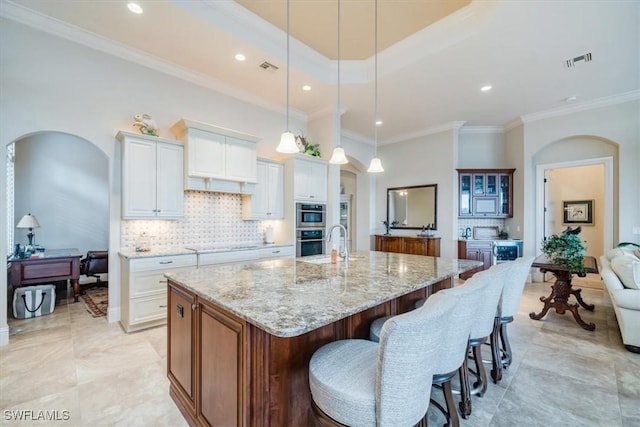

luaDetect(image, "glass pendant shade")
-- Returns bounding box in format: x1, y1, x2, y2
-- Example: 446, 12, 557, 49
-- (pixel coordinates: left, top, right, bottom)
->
276, 131, 299, 153
329, 146, 348, 164
367, 157, 384, 173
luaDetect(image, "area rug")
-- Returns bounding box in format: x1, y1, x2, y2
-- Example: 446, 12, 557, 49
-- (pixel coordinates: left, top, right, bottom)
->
80, 288, 108, 317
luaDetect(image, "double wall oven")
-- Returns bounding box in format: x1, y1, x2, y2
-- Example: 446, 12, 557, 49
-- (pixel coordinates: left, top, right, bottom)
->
296, 203, 326, 257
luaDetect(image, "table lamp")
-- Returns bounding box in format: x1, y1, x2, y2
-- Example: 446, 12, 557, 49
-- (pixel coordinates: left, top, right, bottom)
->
16, 213, 40, 246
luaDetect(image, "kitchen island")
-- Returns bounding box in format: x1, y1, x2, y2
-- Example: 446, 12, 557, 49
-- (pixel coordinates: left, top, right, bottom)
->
165, 251, 481, 426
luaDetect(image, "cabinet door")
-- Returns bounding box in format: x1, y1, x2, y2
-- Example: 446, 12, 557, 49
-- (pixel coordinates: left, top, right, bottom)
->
473, 197, 498, 216
485, 174, 498, 195
376, 236, 403, 253
459, 174, 472, 216
122, 137, 157, 218
293, 159, 310, 199
473, 174, 485, 195
188, 129, 225, 178
498, 173, 512, 217
226, 136, 257, 183
156, 142, 184, 218
251, 161, 270, 218
168, 284, 196, 409
309, 162, 328, 202
198, 299, 246, 427
266, 162, 284, 218
403, 238, 428, 256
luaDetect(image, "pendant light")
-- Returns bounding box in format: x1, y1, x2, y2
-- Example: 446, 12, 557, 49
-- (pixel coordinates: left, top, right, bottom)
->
276, 0, 299, 154
329, 0, 348, 165
367, 0, 384, 173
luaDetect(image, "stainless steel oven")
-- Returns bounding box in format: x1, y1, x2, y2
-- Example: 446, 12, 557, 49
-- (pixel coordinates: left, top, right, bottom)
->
296, 228, 326, 257
493, 240, 523, 264
296, 203, 326, 228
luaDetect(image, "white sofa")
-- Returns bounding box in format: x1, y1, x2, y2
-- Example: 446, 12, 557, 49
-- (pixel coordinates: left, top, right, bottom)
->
599, 245, 640, 353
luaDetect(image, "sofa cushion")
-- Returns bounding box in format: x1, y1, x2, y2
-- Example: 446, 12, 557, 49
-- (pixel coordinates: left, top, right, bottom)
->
606, 247, 639, 261
610, 256, 640, 290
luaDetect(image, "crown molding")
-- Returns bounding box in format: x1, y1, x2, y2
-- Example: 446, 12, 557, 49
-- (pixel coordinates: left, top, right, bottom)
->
0, 0, 307, 122
459, 125, 504, 134
380, 121, 467, 146
520, 90, 640, 124
503, 118, 524, 133
341, 129, 373, 146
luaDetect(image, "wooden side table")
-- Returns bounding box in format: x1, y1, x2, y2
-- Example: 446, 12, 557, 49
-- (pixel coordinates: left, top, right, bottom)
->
529, 255, 599, 331
8, 249, 82, 302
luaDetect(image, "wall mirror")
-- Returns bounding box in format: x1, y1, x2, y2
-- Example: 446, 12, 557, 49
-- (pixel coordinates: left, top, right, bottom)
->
387, 184, 437, 230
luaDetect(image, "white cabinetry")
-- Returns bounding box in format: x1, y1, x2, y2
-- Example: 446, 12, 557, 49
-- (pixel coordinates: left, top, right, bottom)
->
171, 119, 259, 194
242, 159, 284, 220
291, 156, 327, 202
120, 253, 197, 332
197, 245, 294, 267
117, 131, 184, 219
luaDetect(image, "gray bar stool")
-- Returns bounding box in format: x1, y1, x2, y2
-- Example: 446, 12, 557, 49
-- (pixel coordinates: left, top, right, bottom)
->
489, 257, 535, 383
309, 291, 456, 426
369, 272, 492, 426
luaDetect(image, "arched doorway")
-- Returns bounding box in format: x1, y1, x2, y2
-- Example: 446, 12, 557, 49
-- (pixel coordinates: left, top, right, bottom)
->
6, 131, 110, 330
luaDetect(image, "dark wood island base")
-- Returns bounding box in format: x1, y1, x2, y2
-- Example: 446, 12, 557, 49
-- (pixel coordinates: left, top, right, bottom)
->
167, 278, 452, 426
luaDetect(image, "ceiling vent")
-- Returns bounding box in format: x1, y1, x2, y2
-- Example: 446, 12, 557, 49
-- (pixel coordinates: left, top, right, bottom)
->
565, 52, 592, 68
259, 61, 279, 71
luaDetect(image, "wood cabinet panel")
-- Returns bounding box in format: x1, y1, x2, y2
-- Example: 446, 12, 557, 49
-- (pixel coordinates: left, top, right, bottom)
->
198, 300, 247, 427
168, 284, 196, 409
375, 235, 441, 257
458, 240, 493, 279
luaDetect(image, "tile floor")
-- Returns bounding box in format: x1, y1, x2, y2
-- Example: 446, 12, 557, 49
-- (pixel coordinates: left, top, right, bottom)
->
1, 274, 638, 426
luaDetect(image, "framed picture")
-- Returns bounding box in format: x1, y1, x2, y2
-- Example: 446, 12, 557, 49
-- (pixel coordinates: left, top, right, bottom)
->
563, 200, 594, 225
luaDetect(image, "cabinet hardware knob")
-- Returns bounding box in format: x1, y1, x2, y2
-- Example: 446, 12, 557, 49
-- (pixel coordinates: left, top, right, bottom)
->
159, 280, 167, 283
157, 209, 161, 213
191, 303, 199, 310
159, 261, 173, 264
159, 305, 167, 308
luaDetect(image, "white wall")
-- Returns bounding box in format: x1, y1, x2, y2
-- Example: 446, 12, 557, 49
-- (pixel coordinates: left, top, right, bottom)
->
14, 133, 109, 255
521, 100, 640, 255
0, 18, 307, 341
546, 164, 605, 257
458, 131, 506, 168
376, 128, 458, 257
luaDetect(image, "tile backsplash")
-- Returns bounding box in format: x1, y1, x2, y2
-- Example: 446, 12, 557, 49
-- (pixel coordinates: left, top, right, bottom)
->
457, 218, 506, 238
121, 191, 265, 250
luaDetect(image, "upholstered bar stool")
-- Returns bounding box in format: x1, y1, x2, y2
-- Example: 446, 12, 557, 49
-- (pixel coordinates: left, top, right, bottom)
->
489, 256, 535, 383
463, 264, 510, 408
369, 274, 491, 426
309, 291, 455, 427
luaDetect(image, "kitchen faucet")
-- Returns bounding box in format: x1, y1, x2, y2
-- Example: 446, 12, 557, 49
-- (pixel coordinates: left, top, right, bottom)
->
463, 227, 472, 239
326, 224, 349, 261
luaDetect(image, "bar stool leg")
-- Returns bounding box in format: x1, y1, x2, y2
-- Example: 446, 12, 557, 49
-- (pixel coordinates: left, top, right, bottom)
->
458, 345, 472, 418
490, 317, 503, 383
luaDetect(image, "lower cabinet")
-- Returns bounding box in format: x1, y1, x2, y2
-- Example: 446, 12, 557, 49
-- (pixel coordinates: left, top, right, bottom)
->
120, 253, 197, 332
168, 281, 247, 427
457, 240, 493, 279
374, 235, 441, 257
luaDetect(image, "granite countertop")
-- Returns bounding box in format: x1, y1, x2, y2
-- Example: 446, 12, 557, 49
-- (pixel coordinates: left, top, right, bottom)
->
119, 243, 294, 259
165, 251, 482, 338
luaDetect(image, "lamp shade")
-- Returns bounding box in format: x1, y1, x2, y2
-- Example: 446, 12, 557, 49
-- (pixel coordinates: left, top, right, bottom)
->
276, 131, 299, 153
329, 146, 348, 165
16, 213, 40, 229
367, 157, 384, 173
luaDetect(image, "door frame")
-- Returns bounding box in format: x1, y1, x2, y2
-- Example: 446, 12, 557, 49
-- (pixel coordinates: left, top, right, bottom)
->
535, 156, 614, 257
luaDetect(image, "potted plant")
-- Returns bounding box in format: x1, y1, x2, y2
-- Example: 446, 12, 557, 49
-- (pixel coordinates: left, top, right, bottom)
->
541, 232, 587, 276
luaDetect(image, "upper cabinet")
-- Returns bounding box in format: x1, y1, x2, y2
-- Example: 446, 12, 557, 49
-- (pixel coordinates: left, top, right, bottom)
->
290, 156, 328, 202
171, 118, 259, 194
242, 159, 284, 220
457, 168, 515, 218
117, 131, 184, 219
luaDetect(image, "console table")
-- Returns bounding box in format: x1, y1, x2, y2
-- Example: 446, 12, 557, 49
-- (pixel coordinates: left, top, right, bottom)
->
529, 255, 599, 330
8, 249, 82, 302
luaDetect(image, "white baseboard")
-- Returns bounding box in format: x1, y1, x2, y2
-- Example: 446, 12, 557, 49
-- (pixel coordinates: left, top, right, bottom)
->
0, 325, 9, 346
108, 306, 120, 323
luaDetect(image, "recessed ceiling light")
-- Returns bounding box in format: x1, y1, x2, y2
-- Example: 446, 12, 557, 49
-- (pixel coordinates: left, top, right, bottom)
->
563, 96, 577, 102
480, 85, 492, 92
127, 2, 143, 14
302, 85, 311, 91
375, 120, 383, 126
234, 53, 246, 62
